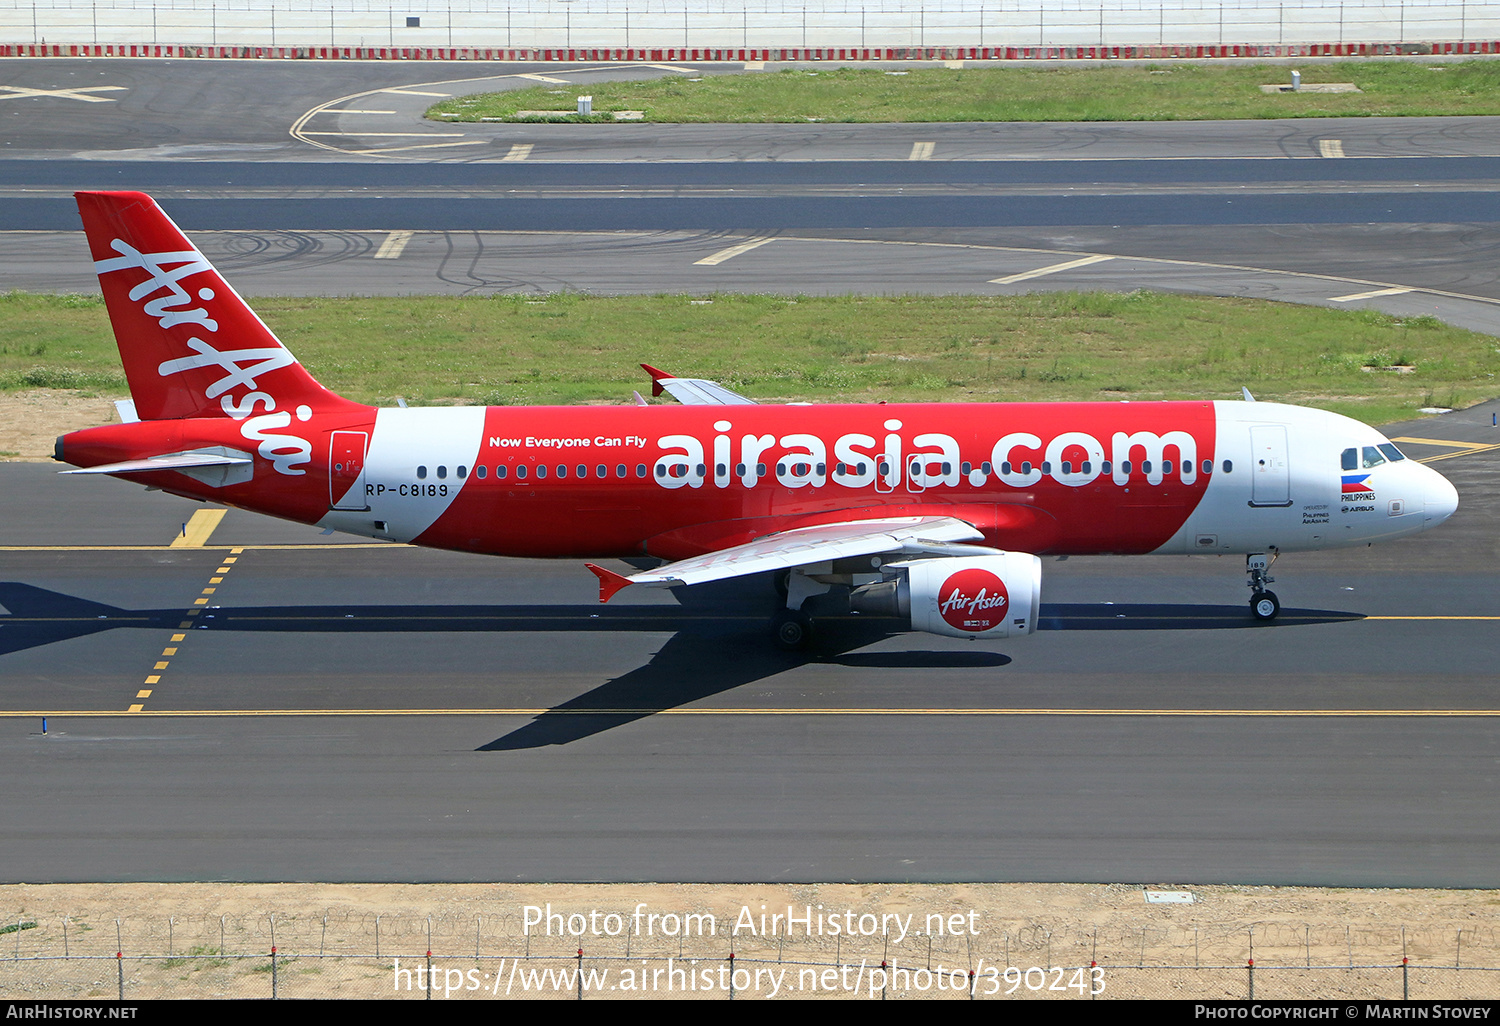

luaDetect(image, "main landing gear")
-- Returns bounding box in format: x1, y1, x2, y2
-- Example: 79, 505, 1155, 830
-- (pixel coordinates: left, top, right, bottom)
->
770, 568, 831, 651
1246, 551, 1280, 621
772, 608, 814, 650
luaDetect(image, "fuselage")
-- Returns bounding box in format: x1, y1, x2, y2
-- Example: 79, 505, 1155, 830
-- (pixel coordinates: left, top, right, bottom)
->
58, 397, 1458, 561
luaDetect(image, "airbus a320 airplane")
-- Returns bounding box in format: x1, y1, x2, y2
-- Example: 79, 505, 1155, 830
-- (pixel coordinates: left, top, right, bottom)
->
55, 192, 1459, 648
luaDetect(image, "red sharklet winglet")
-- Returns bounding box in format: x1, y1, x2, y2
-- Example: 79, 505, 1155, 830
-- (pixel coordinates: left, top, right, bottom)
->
640, 363, 673, 398
585, 563, 633, 604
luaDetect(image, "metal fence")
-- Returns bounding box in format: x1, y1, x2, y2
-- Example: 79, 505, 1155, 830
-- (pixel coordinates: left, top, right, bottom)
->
1, 1, 1497, 50
2, 912, 1498, 999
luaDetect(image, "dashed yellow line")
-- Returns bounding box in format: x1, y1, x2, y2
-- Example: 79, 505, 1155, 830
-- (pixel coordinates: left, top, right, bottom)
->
126, 546, 245, 712
168, 509, 227, 548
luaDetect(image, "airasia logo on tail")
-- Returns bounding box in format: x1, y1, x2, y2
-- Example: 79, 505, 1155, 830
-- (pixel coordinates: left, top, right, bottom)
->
98, 236, 313, 476
94, 240, 219, 333
937, 568, 1009, 633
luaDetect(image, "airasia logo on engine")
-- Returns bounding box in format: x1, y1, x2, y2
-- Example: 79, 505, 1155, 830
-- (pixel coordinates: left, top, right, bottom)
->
937, 568, 1009, 633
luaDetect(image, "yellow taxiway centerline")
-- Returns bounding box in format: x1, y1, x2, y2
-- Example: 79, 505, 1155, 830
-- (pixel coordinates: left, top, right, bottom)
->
1391, 436, 1494, 450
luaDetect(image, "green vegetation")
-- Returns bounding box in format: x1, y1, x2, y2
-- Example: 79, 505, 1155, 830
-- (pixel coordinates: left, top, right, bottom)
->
160, 945, 232, 970
428, 61, 1500, 124
4, 290, 1495, 425
0, 921, 37, 935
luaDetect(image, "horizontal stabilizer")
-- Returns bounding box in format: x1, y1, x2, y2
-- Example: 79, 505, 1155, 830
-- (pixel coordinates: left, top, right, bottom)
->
60, 452, 252, 476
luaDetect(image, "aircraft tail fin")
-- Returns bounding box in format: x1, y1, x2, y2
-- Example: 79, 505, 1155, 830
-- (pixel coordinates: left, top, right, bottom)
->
75, 191, 358, 421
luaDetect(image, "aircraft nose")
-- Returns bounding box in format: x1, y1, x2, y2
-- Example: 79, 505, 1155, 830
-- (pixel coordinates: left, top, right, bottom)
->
1422, 466, 1459, 529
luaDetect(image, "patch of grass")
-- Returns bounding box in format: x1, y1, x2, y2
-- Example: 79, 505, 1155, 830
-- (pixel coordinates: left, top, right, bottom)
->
159, 945, 232, 970
0, 921, 37, 935
2, 290, 1494, 426
429, 61, 1500, 124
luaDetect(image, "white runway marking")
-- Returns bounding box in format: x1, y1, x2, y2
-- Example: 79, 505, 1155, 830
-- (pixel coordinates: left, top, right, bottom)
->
1319, 138, 1346, 158
347, 140, 487, 155
909, 141, 935, 160
990, 254, 1114, 285
1329, 286, 1413, 302
318, 109, 397, 115
503, 143, 534, 161
374, 231, 414, 260
516, 73, 570, 84
694, 236, 776, 265
379, 88, 452, 97
301, 132, 466, 138
0, 85, 126, 103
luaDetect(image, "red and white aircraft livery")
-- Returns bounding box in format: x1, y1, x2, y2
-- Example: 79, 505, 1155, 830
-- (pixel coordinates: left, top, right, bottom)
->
56, 191, 1459, 648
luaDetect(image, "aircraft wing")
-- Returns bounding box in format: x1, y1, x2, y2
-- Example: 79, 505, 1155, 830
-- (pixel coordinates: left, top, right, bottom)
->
640, 363, 757, 406
60, 452, 253, 475
586, 515, 1000, 602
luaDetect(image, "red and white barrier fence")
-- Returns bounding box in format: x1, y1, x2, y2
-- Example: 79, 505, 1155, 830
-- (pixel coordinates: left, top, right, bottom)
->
1, 41, 1495, 61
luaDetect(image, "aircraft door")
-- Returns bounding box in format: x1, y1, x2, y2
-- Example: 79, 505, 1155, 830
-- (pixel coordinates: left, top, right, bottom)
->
329, 430, 370, 511
905, 456, 928, 493
1248, 425, 1292, 507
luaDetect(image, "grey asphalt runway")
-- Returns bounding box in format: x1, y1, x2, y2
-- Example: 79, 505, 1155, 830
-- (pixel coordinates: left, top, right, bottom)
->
7, 60, 1500, 330
1, 58, 1498, 884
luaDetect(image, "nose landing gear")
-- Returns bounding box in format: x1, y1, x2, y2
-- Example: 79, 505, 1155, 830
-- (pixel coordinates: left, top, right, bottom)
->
1247, 551, 1280, 621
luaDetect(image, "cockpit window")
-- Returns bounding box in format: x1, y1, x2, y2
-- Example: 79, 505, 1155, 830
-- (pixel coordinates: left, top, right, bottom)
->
1341, 448, 1357, 472
1377, 442, 1407, 463
1362, 446, 1386, 469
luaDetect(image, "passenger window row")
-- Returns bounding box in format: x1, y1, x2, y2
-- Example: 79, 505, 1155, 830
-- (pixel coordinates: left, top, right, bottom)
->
418, 463, 650, 482
410, 458, 1234, 483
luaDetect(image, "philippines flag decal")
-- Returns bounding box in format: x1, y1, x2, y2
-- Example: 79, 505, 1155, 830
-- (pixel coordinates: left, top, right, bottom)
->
1341, 474, 1372, 494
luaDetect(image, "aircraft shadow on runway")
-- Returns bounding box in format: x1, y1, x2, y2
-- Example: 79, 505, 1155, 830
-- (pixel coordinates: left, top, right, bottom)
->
1, 581, 1364, 748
